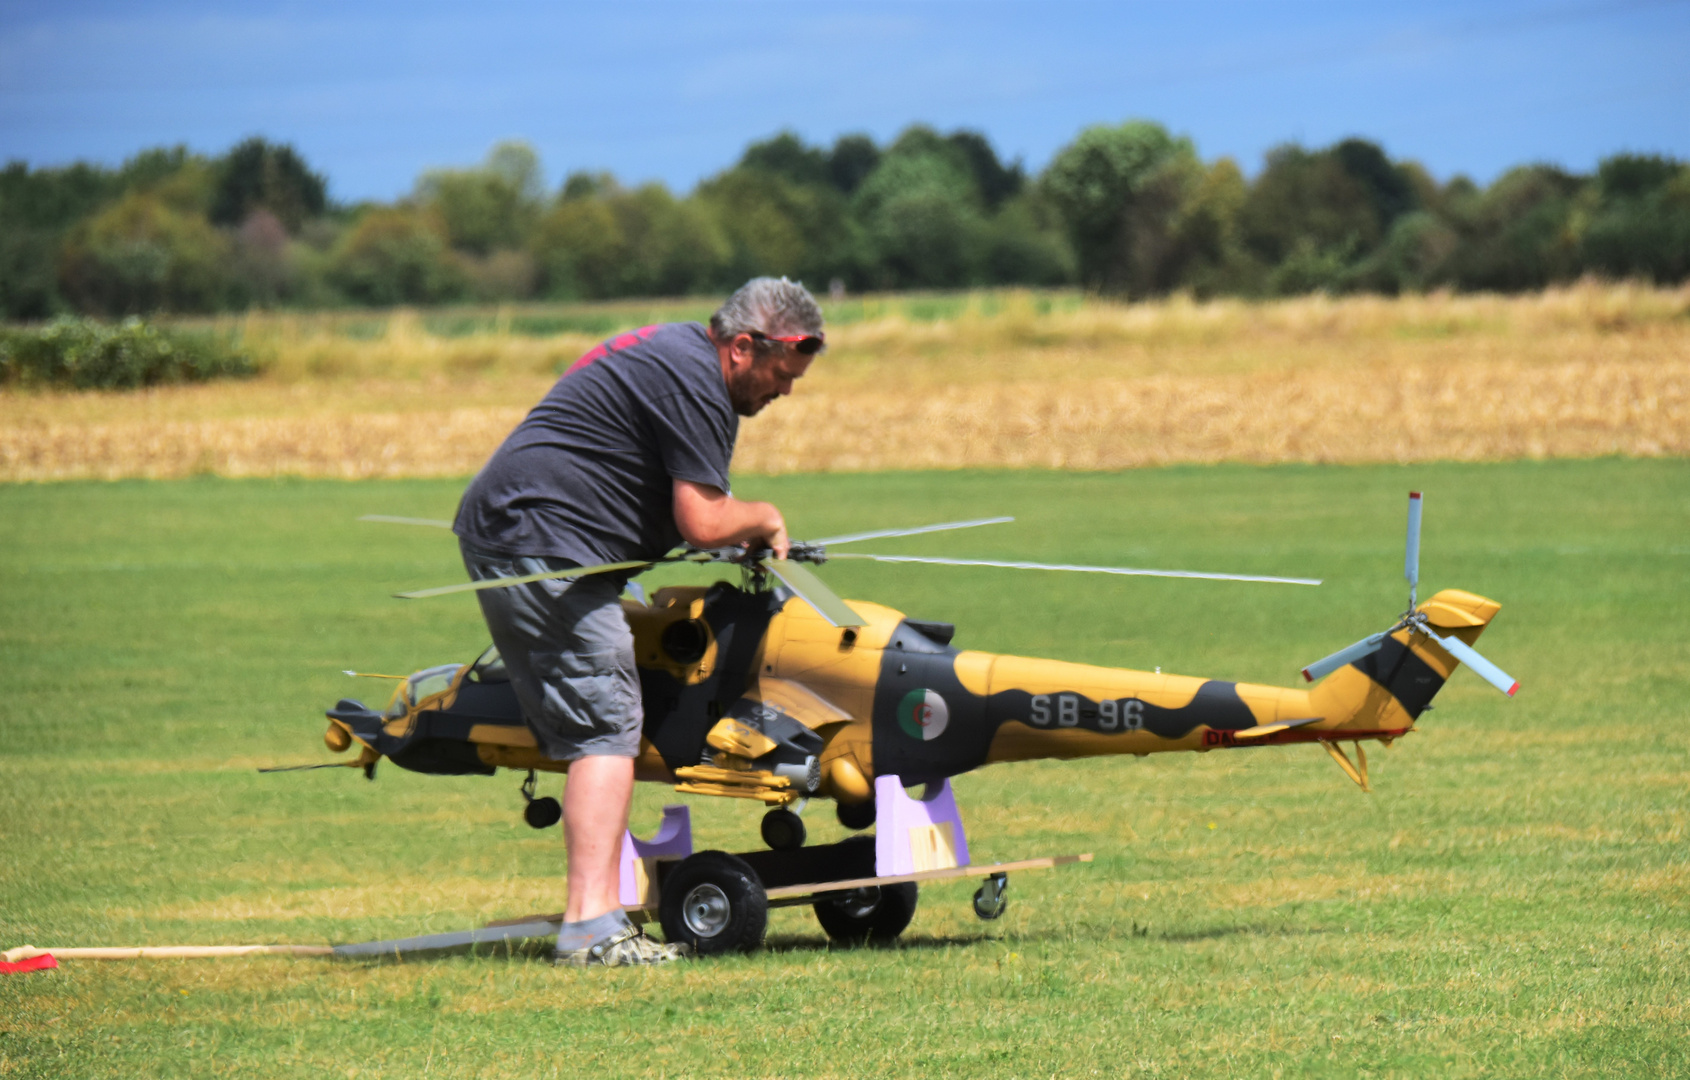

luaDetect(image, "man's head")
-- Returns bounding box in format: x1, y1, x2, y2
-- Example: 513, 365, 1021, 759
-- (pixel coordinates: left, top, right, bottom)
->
710, 277, 825, 417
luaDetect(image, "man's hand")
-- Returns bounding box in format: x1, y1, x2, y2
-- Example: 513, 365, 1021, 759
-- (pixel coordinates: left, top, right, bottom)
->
672, 480, 790, 558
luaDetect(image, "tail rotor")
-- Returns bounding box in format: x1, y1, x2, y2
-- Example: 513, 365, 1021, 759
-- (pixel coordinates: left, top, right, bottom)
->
1299, 492, 1518, 696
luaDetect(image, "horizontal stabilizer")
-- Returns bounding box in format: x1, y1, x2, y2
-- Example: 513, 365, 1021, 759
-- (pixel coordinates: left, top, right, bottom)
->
1232, 716, 1323, 741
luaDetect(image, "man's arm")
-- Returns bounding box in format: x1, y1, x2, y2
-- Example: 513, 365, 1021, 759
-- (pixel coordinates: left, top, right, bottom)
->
672, 480, 790, 558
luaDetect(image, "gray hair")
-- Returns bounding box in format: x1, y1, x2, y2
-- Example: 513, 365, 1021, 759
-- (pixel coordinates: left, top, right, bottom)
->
710, 277, 824, 352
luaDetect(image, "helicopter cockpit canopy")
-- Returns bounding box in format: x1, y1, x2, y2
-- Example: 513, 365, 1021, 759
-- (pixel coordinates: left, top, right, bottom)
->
385, 663, 461, 721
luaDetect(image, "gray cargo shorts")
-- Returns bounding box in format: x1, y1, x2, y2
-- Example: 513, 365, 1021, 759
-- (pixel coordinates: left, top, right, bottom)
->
460, 539, 643, 761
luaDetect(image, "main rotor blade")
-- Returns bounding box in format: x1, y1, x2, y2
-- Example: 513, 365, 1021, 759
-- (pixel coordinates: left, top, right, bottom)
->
829, 553, 1322, 587
394, 559, 656, 600
1300, 630, 1392, 682
1404, 492, 1423, 598
1420, 626, 1519, 697
761, 558, 867, 628
811, 517, 1015, 547
258, 762, 361, 773
359, 515, 454, 529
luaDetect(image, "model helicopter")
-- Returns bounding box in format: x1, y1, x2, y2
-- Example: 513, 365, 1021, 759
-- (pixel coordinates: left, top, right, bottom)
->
303, 492, 1514, 952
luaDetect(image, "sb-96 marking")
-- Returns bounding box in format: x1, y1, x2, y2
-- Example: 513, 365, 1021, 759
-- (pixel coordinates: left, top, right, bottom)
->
1029, 693, 1144, 731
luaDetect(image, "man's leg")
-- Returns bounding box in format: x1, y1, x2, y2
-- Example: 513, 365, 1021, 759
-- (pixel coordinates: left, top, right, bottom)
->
554, 754, 688, 965
458, 541, 684, 964
562, 753, 634, 923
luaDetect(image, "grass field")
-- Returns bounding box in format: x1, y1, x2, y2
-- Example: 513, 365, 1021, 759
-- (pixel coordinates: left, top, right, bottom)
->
3, 283, 1687, 479
1, 460, 1686, 1077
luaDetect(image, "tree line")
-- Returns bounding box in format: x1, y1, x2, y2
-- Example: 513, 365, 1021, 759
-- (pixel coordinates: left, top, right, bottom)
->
2, 122, 1687, 320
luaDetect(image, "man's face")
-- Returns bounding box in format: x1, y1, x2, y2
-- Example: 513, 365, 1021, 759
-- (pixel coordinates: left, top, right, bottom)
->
725, 336, 815, 417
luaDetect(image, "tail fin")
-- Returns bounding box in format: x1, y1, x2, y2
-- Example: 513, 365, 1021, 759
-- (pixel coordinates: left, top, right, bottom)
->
1311, 589, 1502, 733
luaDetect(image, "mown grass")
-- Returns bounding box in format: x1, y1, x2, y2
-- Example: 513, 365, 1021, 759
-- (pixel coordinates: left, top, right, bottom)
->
1, 460, 1687, 1078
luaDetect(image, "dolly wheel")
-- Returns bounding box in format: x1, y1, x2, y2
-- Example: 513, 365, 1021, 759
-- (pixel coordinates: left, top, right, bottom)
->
659, 850, 768, 955
813, 881, 918, 945
972, 873, 1008, 920
760, 808, 807, 851
523, 797, 562, 829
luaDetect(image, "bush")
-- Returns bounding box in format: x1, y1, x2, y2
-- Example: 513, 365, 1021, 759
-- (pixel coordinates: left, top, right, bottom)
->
326, 208, 465, 306
211, 138, 327, 233
1582, 156, 1690, 283
535, 181, 732, 300
1043, 120, 1195, 293
415, 142, 543, 258
852, 144, 988, 289
1446, 165, 1584, 291
57, 192, 233, 315
1240, 145, 1386, 273
0, 316, 253, 390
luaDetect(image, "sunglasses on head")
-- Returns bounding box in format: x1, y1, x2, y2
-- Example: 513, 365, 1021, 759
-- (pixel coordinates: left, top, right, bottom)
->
747, 329, 826, 355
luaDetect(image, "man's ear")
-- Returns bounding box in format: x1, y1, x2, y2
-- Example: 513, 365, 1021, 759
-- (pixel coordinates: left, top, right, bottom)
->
727, 333, 758, 371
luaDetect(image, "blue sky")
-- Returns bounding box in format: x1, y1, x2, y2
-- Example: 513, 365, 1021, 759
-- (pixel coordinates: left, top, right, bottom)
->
2, 0, 1686, 202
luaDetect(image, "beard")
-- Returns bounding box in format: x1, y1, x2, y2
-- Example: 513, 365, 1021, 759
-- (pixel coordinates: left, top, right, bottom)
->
734, 393, 778, 417
727, 374, 777, 417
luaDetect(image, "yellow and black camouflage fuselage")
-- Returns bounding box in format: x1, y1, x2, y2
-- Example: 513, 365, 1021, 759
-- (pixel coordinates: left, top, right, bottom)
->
325, 582, 1503, 802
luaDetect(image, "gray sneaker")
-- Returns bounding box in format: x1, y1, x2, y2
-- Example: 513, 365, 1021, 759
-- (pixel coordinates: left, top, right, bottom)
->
554, 924, 691, 968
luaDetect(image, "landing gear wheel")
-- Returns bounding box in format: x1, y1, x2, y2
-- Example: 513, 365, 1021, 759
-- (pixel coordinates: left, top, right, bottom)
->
519, 770, 561, 829
523, 797, 561, 829
813, 881, 918, 945
659, 850, 768, 955
836, 798, 876, 831
760, 808, 806, 851
972, 873, 1008, 920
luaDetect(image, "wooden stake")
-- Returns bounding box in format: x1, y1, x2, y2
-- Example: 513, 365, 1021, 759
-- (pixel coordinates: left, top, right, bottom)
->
3, 944, 332, 963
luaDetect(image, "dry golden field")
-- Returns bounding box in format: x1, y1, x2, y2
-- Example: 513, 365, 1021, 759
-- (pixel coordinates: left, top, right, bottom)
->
2, 282, 1686, 481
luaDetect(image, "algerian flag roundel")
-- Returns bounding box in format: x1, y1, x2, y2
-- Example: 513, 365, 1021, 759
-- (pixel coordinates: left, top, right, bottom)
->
897, 688, 950, 741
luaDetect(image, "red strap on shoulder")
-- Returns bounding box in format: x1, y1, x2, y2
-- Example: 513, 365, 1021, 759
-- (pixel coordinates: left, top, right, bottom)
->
564, 325, 662, 375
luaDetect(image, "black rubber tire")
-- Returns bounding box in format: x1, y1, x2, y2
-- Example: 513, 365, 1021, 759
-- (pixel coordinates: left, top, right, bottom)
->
972, 883, 1007, 920
658, 850, 768, 955
835, 798, 876, 831
813, 880, 918, 945
760, 808, 807, 851
523, 796, 561, 829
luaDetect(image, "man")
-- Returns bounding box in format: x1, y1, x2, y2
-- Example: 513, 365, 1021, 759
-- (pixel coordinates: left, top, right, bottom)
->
452, 277, 825, 966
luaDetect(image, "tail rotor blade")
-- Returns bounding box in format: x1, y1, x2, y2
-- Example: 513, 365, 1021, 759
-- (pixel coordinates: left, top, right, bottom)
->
1405, 492, 1423, 602
1421, 626, 1520, 697
1301, 630, 1391, 683
761, 558, 867, 628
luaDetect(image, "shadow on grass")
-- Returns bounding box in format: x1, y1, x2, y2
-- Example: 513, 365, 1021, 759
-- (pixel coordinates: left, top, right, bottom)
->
332, 929, 1026, 966
763, 931, 1011, 954
332, 924, 1320, 966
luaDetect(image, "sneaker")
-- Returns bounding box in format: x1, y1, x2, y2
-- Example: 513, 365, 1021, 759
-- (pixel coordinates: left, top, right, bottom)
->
554, 924, 691, 967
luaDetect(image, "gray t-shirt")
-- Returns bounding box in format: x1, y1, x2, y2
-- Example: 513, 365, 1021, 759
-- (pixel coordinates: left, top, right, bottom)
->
453, 322, 738, 565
